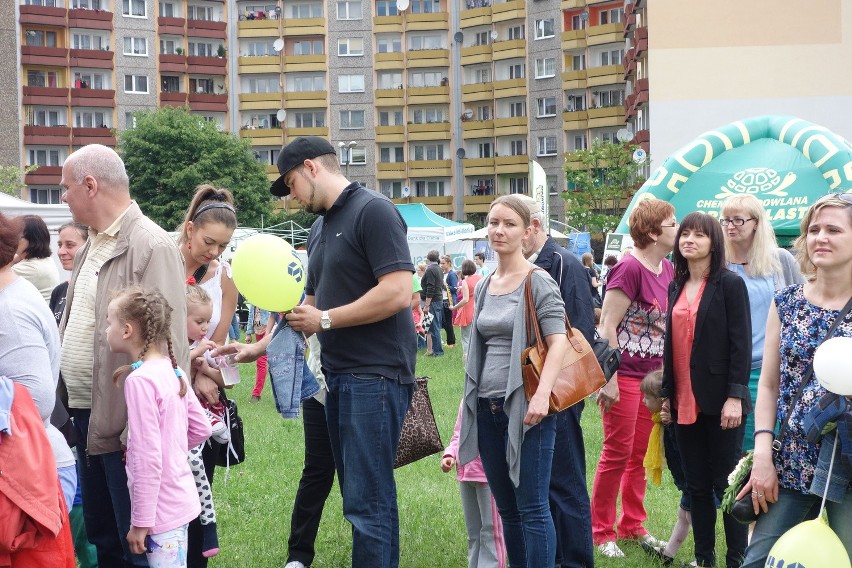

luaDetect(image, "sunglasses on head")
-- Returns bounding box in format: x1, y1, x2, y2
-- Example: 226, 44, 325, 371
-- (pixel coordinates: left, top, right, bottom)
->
816, 192, 852, 205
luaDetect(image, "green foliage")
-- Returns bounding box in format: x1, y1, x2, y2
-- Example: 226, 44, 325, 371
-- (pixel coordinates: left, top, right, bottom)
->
119, 107, 272, 230
0, 165, 37, 197
563, 140, 647, 234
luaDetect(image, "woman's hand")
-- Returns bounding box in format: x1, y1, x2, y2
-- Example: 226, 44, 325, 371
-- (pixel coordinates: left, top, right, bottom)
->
736, 450, 779, 514
660, 398, 672, 425
440, 456, 455, 472
126, 525, 148, 555
597, 375, 620, 414
193, 373, 220, 405
721, 397, 743, 430
524, 391, 551, 425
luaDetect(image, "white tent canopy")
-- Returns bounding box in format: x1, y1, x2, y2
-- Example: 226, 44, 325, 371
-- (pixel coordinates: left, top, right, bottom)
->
396, 204, 474, 269
448, 225, 570, 243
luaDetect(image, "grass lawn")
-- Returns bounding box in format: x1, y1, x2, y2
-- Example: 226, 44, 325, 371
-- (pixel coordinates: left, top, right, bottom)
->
211, 336, 729, 567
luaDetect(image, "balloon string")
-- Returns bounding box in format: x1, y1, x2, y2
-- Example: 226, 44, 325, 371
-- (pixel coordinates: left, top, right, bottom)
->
818, 434, 838, 519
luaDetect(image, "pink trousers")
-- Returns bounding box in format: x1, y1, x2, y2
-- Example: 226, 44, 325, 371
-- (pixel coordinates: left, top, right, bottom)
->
250, 332, 268, 398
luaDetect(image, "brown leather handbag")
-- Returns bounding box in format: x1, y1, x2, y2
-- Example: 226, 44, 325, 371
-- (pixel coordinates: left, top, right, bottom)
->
521, 269, 606, 414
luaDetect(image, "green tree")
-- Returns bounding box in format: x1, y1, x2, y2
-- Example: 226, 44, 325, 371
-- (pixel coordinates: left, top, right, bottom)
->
119, 107, 272, 230
0, 165, 37, 198
562, 140, 647, 234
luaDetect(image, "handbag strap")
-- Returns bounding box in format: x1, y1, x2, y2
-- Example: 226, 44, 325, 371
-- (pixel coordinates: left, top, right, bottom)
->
773, 295, 852, 452
524, 269, 584, 355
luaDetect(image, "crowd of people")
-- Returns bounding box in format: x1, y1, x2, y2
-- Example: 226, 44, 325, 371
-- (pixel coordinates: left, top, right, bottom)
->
0, 137, 849, 568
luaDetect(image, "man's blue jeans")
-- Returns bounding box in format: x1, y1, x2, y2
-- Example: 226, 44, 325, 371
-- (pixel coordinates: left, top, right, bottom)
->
477, 397, 557, 568
428, 302, 444, 355
72, 409, 148, 567
741, 487, 852, 568
324, 372, 413, 568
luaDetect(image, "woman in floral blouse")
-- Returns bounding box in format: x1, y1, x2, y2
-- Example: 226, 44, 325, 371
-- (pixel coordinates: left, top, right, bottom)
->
739, 194, 852, 567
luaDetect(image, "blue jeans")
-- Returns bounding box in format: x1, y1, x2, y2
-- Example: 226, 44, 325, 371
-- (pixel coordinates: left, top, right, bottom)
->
72, 408, 148, 567
428, 302, 444, 355
550, 402, 594, 568
324, 372, 413, 568
477, 397, 557, 568
741, 487, 852, 568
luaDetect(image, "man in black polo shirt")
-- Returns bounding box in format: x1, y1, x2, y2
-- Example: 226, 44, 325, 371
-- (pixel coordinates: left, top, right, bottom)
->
273, 137, 415, 568
420, 250, 445, 356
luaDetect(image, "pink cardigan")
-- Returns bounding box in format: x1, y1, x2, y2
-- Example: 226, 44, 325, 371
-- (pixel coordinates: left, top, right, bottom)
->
443, 400, 487, 483
124, 358, 212, 534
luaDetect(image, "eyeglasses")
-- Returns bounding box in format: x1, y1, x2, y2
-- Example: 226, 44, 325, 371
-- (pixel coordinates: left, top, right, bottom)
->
720, 218, 756, 227
659, 221, 679, 228
816, 192, 852, 205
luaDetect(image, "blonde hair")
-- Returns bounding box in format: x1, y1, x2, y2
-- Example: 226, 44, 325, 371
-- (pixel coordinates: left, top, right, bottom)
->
186, 283, 212, 310
794, 195, 852, 279
721, 194, 780, 278
639, 368, 663, 398
489, 195, 531, 228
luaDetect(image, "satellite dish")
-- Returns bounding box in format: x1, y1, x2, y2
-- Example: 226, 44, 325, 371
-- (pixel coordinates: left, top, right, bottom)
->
632, 148, 647, 164
456, 148, 466, 159
463, 109, 474, 119
276, 109, 286, 122
616, 128, 630, 143
273, 39, 284, 53
454, 31, 464, 43
490, 30, 498, 40
401, 186, 411, 197
396, 0, 409, 11
623, 126, 634, 139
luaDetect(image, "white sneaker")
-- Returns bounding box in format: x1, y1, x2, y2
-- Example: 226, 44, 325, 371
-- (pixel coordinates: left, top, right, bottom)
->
598, 541, 625, 558
284, 562, 306, 568
640, 533, 668, 549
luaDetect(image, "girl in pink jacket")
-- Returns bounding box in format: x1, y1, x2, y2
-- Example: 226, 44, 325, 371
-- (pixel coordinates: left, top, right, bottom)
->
442, 401, 506, 568
107, 286, 212, 567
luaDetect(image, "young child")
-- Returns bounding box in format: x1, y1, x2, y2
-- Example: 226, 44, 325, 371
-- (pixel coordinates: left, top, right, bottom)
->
185, 284, 229, 557
640, 369, 690, 566
106, 286, 212, 567
441, 401, 506, 568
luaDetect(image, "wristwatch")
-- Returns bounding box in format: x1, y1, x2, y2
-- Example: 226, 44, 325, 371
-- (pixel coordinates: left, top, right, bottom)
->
320, 310, 332, 331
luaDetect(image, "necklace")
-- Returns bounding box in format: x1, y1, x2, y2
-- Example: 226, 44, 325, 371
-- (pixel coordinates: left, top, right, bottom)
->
639, 252, 662, 277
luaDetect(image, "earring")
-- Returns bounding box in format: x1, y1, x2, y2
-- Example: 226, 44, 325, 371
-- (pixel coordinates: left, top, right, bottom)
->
188, 243, 192, 250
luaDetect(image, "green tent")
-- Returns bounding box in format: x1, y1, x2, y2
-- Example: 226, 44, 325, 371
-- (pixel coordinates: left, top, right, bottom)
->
615, 115, 852, 242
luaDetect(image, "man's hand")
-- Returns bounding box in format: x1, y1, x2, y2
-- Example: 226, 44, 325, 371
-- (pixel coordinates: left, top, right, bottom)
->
286, 304, 322, 335
213, 341, 265, 364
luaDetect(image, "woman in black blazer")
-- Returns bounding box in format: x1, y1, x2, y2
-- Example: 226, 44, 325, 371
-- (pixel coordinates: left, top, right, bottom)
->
661, 212, 752, 568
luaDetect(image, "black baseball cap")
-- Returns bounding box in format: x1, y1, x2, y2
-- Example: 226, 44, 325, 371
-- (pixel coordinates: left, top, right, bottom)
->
269, 136, 336, 197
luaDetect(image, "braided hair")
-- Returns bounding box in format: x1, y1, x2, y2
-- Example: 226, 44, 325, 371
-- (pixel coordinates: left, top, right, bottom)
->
111, 285, 186, 397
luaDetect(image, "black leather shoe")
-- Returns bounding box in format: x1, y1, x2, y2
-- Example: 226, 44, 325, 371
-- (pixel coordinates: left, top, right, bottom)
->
640, 540, 674, 566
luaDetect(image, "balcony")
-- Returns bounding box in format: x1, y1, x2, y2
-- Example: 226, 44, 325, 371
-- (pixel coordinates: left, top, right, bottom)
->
462, 157, 495, 177
375, 52, 404, 70
239, 92, 282, 109
459, 6, 491, 29
587, 22, 623, 47
587, 106, 625, 128
376, 162, 407, 180
284, 126, 328, 139
492, 39, 524, 61
69, 8, 113, 29
495, 155, 528, 174
464, 194, 494, 214
158, 16, 187, 35
462, 82, 494, 103
22, 86, 70, 106
407, 85, 449, 105
188, 92, 228, 112
408, 159, 453, 178
460, 44, 492, 66
375, 125, 405, 143
238, 54, 280, 73
283, 91, 327, 109
187, 55, 226, 75
635, 26, 648, 54
281, 18, 325, 37
19, 4, 66, 26
624, 48, 636, 79
72, 127, 116, 146
631, 128, 650, 152
282, 54, 325, 72
21, 46, 69, 67
160, 53, 188, 72
26, 166, 64, 187
493, 116, 527, 136
563, 110, 588, 130
406, 12, 449, 31
372, 15, 403, 33
160, 91, 188, 107
390, 196, 453, 213
240, 127, 284, 145
71, 88, 115, 108
23, 126, 71, 146
491, 0, 525, 23
70, 48, 114, 69
406, 48, 449, 68
375, 88, 405, 106
461, 119, 494, 138
407, 122, 451, 141
587, 64, 623, 88
561, 29, 586, 51
562, 69, 586, 90
187, 19, 227, 40
493, 78, 526, 98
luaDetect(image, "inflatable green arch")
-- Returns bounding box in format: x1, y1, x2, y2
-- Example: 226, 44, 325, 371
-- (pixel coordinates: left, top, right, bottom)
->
615, 115, 852, 240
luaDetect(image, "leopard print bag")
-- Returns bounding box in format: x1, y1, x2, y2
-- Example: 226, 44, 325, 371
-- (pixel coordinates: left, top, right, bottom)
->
394, 376, 443, 468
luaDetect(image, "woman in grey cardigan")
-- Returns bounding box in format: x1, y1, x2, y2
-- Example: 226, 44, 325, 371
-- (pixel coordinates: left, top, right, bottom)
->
458, 195, 568, 567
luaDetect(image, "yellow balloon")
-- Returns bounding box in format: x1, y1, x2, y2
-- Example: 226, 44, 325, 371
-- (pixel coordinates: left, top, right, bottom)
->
231, 234, 305, 312
766, 518, 850, 568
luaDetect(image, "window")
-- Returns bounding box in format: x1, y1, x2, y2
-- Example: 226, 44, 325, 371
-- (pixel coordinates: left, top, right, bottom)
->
25, 30, 57, 47
509, 139, 526, 155
535, 19, 554, 39
292, 111, 326, 128
547, 174, 558, 195
346, 147, 367, 164
377, 72, 402, 90
592, 89, 624, 108
187, 4, 214, 20
412, 108, 443, 124
73, 71, 108, 90
537, 136, 557, 156
30, 187, 63, 205
125, 112, 137, 128
289, 74, 324, 92
28, 149, 62, 167
244, 40, 274, 56
188, 42, 214, 57
571, 54, 585, 71
411, 143, 445, 160
252, 148, 281, 166
159, 2, 176, 17
379, 146, 404, 162
161, 75, 180, 92
375, 0, 397, 16
27, 70, 59, 88
474, 31, 489, 46
476, 105, 491, 120
243, 113, 279, 128
473, 67, 491, 83
378, 110, 403, 126
508, 64, 524, 79
160, 38, 180, 54
339, 74, 365, 93
28, 107, 65, 126
534, 57, 555, 79
74, 110, 110, 128
408, 70, 442, 88
122, 0, 146, 17
289, 2, 323, 18
509, 101, 525, 117
247, 76, 278, 93
73, 32, 108, 51
376, 35, 401, 53
337, 0, 362, 20
573, 135, 587, 151
190, 78, 213, 94
338, 38, 364, 56
508, 25, 524, 40
380, 181, 404, 199
414, 179, 446, 197
509, 177, 528, 194
340, 110, 365, 129
408, 33, 444, 50
410, 0, 439, 14
124, 74, 148, 93
536, 97, 556, 117
565, 94, 585, 111
23, 0, 60, 6
123, 37, 147, 55
292, 40, 323, 55
600, 8, 623, 24
600, 48, 624, 66
571, 15, 585, 30
72, 0, 103, 8
477, 142, 492, 158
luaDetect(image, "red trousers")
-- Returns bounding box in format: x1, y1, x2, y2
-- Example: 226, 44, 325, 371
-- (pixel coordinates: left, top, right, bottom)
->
251, 332, 268, 397
590, 375, 653, 544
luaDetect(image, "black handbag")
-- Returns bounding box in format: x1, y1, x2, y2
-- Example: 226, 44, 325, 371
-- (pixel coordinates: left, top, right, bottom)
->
592, 331, 621, 384
394, 376, 443, 468
213, 396, 245, 468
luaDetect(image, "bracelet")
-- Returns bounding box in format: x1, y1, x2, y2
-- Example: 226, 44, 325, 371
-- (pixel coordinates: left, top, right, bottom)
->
753, 429, 775, 440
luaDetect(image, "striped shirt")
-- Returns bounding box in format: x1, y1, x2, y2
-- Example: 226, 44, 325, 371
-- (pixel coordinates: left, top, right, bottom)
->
60, 206, 130, 409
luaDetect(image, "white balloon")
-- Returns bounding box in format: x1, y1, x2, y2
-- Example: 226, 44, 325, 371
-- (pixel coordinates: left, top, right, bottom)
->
813, 336, 852, 396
